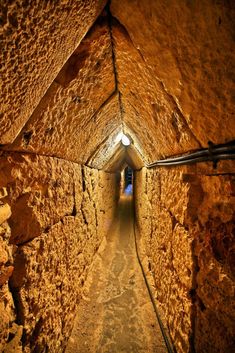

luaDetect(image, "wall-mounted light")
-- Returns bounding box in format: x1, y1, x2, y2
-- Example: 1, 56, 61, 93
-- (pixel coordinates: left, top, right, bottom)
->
121, 134, 131, 146
114, 131, 131, 146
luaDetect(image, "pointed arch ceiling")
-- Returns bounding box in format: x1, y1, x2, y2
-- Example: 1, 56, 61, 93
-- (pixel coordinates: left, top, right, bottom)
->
0, 0, 234, 169
0, 0, 107, 144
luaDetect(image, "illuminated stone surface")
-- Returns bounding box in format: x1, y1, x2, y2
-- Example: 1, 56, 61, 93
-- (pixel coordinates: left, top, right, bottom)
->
0, 1, 234, 352
134, 164, 235, 353
0, 0, 106, 144
0, 153, 118, 352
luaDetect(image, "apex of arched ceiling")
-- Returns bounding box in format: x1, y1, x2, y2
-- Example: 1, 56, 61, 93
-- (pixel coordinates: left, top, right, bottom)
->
1, 0, 234, 167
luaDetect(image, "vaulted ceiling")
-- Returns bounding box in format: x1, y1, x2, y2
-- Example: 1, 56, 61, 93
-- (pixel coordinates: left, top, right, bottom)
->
1, 0, 234, 170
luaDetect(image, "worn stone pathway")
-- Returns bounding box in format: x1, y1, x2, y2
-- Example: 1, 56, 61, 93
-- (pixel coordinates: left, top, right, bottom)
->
65, 195, 167, 353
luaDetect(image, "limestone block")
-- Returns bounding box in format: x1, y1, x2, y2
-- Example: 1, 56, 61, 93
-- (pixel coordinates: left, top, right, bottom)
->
0, 203, 11, 225
111, 0, 235, 148
0, 238, 8, 264
10, 184, 116, 353
195, 305, 235, 353
0, 0, 106, 143
0, 222, 11, 244
73, 164, 83, 213
135, 165, 235, 353
150, 209, 195, 353
157, 167, 204, 226
196, 160, 235, 176
97, 171, 119, 233
194, 219, 235, 352
8, 16, 117, 165
0, 153, 75, 244
0, 223, 12, 251
4, 158, 118, 352
112, 22, 199, 161
134, 168, 153, 241
0, 211, 20, 350
10, 216, 89, 352
83, 94, 122, 168
87, 126, 124, 170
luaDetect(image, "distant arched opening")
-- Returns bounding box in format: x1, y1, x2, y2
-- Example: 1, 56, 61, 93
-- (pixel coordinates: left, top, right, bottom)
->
123, 166, 133, 195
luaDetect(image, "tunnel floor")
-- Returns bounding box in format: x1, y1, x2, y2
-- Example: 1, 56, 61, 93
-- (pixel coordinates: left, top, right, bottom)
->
65, 195, 167, 353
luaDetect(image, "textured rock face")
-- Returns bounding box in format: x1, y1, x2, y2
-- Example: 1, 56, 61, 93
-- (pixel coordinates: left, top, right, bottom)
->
111, 0, 235, 150
134, 164, 235, 353
0, 152, 118, 352
112, 21, 200, 162
1, 1, 234, 167
193, 173, 235, 353
0, 188, 23, 352
0, 0, 106, 144
135, 167, 196, 353
7, 15, 121, 164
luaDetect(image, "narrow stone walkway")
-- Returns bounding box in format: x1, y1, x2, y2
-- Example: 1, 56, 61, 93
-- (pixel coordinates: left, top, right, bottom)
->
65, 196, 167, 353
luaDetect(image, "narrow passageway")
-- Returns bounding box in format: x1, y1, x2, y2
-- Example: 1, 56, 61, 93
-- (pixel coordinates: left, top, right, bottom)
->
65, 195, 167, 353
0, 2, 234, 352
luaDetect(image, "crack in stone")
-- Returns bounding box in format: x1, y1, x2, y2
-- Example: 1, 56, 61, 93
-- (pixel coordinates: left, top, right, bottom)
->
0, 148, 81, 165
158, 81, 202, 148
79, 89, 117, 130
107, 3, 124, 127
92, 90, 117, 124
81, 92, 122, 165
81, 207, 88, 226
0, 89, 120, 167
85, 125, 121, 166
81, 166, 86, 192
13, 211, 78, 247
72, 182, 77, 216
8, 284, 25, 326
145, 170, 197, 349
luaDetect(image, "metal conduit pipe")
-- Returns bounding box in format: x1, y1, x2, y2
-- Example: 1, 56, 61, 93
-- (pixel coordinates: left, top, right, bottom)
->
147, 140, 235, 168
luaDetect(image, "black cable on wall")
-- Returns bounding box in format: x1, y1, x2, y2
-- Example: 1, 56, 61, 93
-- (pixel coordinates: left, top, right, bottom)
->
146, 140, 235, 169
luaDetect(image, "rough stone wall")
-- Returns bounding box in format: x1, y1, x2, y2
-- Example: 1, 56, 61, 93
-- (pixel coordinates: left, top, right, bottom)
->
1, 2, 234, 352
2, 1, 234, 167
0, 152, 118, 353
111, 0, 235, 149
134, 163, 235, 353
7, 14, 121, 165
112, 20, 200, 162
193, 166, 235, 353
0, 188, 23, 353
0, 0, 106, 144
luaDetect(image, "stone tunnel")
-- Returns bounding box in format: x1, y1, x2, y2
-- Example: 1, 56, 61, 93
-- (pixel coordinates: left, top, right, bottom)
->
0, 1, 234, 352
